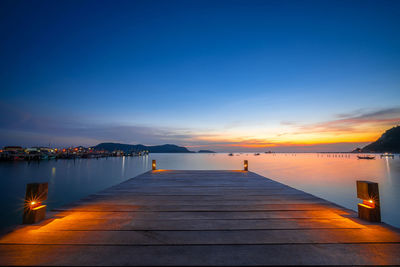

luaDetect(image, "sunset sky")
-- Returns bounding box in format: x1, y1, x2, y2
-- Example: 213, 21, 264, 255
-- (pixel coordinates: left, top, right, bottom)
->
1, 0, 399, 152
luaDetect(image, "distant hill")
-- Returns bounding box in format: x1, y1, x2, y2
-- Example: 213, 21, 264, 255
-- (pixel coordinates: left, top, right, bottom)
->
198, 150, 216, 153
94, 143, 193, 153
360, 126, 400, 153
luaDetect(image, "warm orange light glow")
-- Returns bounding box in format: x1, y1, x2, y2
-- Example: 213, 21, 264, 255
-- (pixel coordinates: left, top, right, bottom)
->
152, 169, 168, 172
27, 200, 42, 210
32, 205, 46, 211
359, 203, 373, 209
361, 199, 375, 208
184, 120, 398, 150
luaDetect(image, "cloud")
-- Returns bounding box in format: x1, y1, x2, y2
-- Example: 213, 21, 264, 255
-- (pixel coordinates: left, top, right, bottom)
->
184, 107, 400, 151
280, 121, 297, 126
1, 103, 398, 152
296, 107, 400, 134
336, 108, 400, 120
0, 103, 197, 147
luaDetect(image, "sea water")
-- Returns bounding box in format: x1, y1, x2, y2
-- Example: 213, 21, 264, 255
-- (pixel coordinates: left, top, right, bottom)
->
0, 153, 399, 231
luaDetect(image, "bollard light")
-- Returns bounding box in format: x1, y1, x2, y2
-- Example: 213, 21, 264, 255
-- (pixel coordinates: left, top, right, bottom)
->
356, 181, 381, 222
152, 160, 156, 170
244, 160, 248, 171
23, 182, 48, 224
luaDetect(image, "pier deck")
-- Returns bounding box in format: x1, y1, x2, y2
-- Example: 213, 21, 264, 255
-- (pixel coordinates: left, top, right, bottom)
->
1, 170, 400, 265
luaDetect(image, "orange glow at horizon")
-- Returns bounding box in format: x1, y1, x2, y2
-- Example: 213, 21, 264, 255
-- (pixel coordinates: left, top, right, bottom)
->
183, 121, 396, 149
187, 132, 380, 148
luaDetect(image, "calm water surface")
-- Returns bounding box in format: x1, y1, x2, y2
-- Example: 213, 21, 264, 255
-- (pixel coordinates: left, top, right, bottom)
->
0, 153, 399, 230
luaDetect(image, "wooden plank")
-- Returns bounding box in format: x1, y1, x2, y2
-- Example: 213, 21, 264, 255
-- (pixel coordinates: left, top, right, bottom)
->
34, 218, 367, 231
82, 195, 321, 201
2, 228, 400, 245
53, 203, 352, 214
26, 210, 346, 220
1, 244, 400, 266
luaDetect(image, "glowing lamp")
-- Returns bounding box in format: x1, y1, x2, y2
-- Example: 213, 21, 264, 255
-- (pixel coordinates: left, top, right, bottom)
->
244, 160, 248, 171
152, 160, 156, 170
23, 182, 48, 224
356, 181, 380, 222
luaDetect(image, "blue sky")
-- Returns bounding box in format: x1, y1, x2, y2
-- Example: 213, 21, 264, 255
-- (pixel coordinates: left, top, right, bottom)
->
1, 0, 399, 151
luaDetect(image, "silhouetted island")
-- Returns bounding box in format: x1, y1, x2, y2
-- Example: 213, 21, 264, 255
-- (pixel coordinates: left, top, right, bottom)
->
354, 126, 400, 153
94, 143, 194, 153
198, 150, 216, 153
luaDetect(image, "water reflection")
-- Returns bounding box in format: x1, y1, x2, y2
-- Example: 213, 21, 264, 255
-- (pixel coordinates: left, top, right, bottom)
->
0, 153, 399, 230
122, 156, 125, 175
385, 157, 392, 183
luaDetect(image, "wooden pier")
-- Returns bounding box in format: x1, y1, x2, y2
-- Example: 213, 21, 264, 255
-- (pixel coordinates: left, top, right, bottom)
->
1, 170, 400, 265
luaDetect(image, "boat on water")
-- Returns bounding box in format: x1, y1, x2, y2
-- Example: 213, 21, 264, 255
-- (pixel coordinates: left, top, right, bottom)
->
228, 153, 234, 156
357, 155, 375, 160
254, 153, 260, 156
